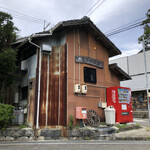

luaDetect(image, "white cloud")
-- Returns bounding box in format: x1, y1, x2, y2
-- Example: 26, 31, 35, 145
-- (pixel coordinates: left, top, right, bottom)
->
0, 0, 150, 51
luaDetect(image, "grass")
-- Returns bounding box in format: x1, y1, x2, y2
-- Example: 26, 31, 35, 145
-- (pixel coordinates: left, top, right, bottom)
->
100, 122, 107, 126
115, 123, 141, 129
122, 137, 126, 140
19, 124, 28, 129
73, 125, 80, 129
146, 127, 150, 132
115, 124, 128, 129
135, 123, 140, 127
85, 137, 90, 140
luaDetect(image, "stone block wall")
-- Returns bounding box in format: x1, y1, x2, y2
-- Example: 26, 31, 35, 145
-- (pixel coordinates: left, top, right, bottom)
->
0, 128, 34, 141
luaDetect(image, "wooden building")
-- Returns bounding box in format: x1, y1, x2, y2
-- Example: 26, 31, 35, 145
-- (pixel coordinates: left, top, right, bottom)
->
13, 17, 131, 129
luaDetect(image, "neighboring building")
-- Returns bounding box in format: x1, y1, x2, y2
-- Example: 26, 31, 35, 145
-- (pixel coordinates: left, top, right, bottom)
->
110, 48, 150, 110
12, 17, 130, 129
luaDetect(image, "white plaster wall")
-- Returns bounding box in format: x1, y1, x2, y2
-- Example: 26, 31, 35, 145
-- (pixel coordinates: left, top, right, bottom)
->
110, 50, 150, 92
121, 74, 150, 91
21, 54, 37, 86
128, 50, 150, 75
110, 57, 128, 74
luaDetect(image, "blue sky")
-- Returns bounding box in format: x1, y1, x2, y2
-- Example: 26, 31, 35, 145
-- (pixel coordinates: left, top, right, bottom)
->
0, 0, 150, 58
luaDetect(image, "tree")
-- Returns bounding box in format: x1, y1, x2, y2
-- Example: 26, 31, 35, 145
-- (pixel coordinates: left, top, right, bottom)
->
0, 11, 18, 52
138, 9, 150, 46
0, 11, 18, 103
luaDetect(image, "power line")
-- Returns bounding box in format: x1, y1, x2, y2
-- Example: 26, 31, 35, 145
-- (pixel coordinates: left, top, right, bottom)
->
107, 24, 141, 37
0, 0, 40, 19
0, 4, 55, 28
0, 6, 43, 22
0, 10, 43, 24
106, 21, 142, 37
80, 0, 93, 17
84, 0, 101, 16
12, 14, 43, 24
87, 0, 106, 16
4, 10, 43, 23
105, 17, 146, 34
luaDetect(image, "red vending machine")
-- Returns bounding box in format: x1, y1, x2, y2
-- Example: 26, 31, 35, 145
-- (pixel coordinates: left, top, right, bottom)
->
106, 87, 133, 123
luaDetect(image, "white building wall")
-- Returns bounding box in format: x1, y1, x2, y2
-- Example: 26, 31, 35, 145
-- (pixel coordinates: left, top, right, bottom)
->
128, 51, 150, 75
110, 57, 129, 74
21, 54, 37, 87
121, 74, 150, 91
109, 50, 150, 92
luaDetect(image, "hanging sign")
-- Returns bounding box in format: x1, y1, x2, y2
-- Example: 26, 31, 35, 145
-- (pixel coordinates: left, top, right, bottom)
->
75, 56, 103, 69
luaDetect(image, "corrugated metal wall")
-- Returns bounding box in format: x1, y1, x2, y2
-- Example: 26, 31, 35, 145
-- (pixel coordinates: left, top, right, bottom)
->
39, 44, 67, 127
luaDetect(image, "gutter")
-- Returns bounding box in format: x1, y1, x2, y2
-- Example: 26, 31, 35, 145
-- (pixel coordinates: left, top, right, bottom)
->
16, 33, 52, 48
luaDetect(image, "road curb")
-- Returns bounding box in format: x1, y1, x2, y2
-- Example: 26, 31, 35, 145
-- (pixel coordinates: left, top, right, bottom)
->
115, 136, 150, 141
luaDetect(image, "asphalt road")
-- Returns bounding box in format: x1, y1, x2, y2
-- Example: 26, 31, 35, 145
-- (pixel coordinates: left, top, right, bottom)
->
0, 141, 150, 150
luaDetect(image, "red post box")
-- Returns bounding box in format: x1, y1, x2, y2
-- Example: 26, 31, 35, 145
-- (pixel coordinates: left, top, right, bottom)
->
76, 107, 87, 119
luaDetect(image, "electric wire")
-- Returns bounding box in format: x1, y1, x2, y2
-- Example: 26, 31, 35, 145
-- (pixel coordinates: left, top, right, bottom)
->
106, 22, 142, 37
0, 4, 54, 26
0, 0, 144, 36
105, 17, 146, 34
83, 0, 145, 36
84, 0, 101, 16
12, 15, 43, 24
0, 6, 43, 22
80, 0, 94, 18
87, 0, 105, 16
0, 0, 38, 18
1, 11, 43, 24
3, 10, 43, 23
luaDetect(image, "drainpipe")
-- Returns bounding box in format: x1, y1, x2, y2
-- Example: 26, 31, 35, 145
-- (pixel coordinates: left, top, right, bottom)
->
28, 37, 41, 129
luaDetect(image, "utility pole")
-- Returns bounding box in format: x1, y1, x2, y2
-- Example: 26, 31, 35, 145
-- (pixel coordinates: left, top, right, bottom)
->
142, 36, 150, 125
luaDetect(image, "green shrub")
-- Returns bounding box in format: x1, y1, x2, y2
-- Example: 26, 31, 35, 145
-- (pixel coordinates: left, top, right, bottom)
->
19, 123, 28, 129
69, 115, 74, 129
0, 103, 14, 130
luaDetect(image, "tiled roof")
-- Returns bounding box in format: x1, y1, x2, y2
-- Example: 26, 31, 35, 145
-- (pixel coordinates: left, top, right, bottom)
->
13, 16, 122, 57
